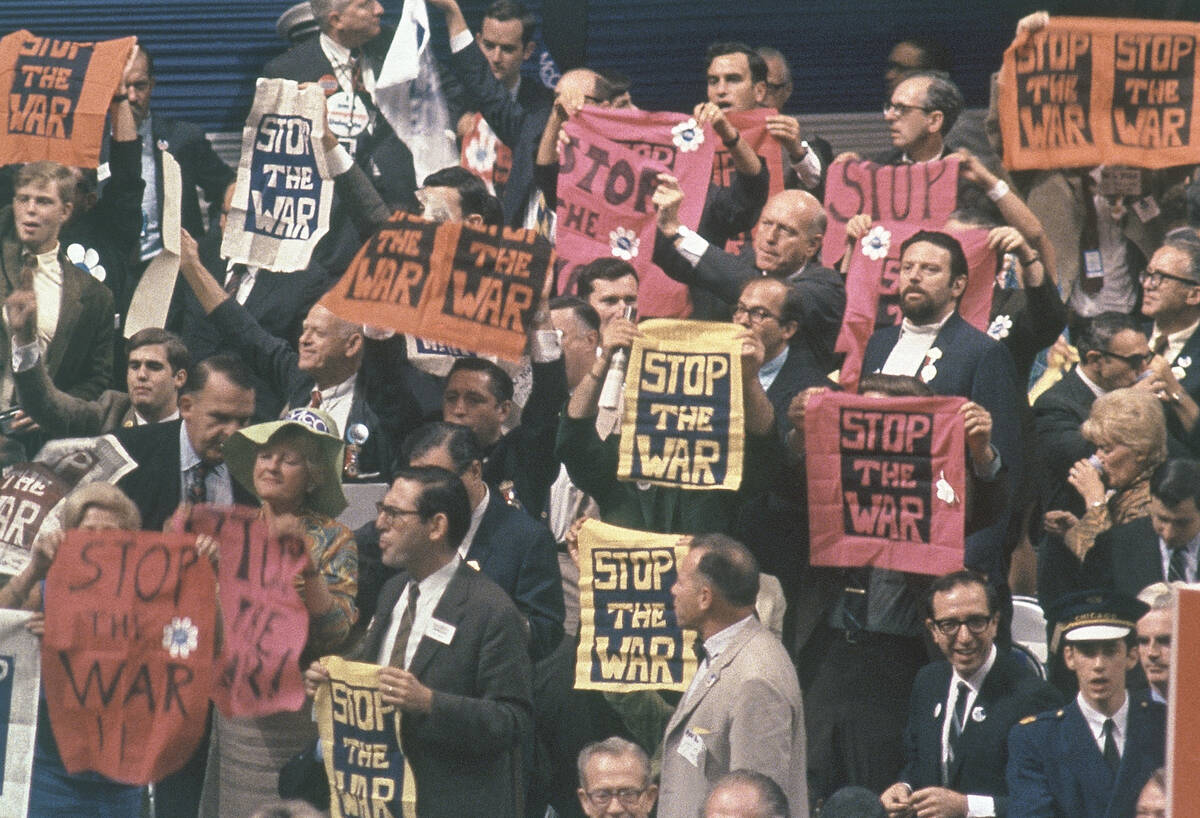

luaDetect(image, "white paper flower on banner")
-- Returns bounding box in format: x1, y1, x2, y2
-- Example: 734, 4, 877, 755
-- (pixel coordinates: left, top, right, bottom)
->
162, 616, 199, 659
671, 118, 704, 152
987, 314, 1013, 340
67, 242, 106, 282
936, 470, 959, 505
464, 132, 496, 174
862, 225, 892, 261
609, 227, 640, 261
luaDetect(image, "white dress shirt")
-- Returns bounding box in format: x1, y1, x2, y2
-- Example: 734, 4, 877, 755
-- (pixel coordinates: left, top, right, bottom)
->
940, 644, 998, 817
682, 615, 755, 705
1076, 690, 1129, 757
457, 485, 491, 562
377, 555, 461, 668
881, 313, 954, 377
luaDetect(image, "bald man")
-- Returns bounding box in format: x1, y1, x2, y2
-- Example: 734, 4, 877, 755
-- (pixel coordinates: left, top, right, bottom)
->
654, 186, 845, 370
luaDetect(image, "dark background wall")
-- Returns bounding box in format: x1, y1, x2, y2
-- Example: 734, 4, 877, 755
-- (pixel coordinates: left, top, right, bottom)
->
1, 0, 1039, 132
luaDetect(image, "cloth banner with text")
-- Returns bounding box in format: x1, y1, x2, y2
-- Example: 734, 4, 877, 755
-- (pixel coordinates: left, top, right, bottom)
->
574, 520, 698, 693
320, 213, 553, 362
617, 319, 744, 490
1000, 17, 1200, 170
835, 224, 996, 392
0, 30, 135, 168
221, 78, 334, 272
820, 157, 960, 268
557, 107, 717, 318
805, 391, 967, 575
43, 529, 217, 784
711, 107, 786, 253
183, 505, 308, 719
0, 610, 41, 816
462, 113, 512, 199
124, 149, 181, 337
315, 656, 416, 818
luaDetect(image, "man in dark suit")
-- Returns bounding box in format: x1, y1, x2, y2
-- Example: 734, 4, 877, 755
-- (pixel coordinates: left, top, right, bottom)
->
1008, 590, 1165, 818
654, 187, 845, 371
404, 421, 563, 661
861, 230, 1022, 582
1140, 234, 1200, 448
1084, 459, 1200, 595
881, 571, 1061, 818
306, 464, 533, 818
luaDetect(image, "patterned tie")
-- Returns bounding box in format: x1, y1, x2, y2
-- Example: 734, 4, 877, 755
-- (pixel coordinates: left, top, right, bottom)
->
1102, 718, 1120, 774
187, 462, 211, 505
224, 264, 247, 296
945, 681, 969, 779
19, 250, 36, 290
308, 389, 323, 409
387, 583, 420, 668
1152, 334, 1170, 358
1169, 547, 1189, 583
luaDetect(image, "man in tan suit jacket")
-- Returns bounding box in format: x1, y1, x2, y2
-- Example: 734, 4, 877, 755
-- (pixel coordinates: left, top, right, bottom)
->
658, 534, 808, 818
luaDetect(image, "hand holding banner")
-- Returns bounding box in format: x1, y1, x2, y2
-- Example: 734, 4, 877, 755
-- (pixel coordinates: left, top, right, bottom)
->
804, 391, 967, 576
574, 520, 698, 692
43, 529, 217, 784
617, 320, 744, 491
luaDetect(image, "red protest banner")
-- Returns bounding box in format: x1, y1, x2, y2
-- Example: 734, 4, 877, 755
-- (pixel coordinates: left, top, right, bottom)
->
461, 112, 512, 198
43, 529, 217, 784
0, 31, 135, 168
186, 505, 308, 719
1000, 17, 1200, 170
835, 225, 995, 392
710, 108, 787, 254
820, 157, 960, 268
320, 214, 554, 362
805, 392, 967, 576
562, 107, 717, 318
1171, 586, 1200, 813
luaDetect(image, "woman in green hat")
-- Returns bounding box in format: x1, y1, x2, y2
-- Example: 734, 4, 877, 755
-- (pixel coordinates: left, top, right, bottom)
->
200, 407, 358, 817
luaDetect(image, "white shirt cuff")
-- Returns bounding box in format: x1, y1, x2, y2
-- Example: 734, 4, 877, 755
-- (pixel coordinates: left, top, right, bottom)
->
531, 329, 562, 363
450, 29, 474, 54
325, 143, 355, 177
674, 226, 710, 266
11, 340, 40, 373
966, 794, 995, 817
791, 141, 822, 189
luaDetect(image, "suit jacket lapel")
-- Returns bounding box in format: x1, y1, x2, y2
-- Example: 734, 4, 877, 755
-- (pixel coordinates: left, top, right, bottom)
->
948, 658, 1007, 784
1064, 703, 1115, 793
407, 565, 470, 679
465, 494, 502, 569
665, 621, 756, 736
45, 259, 82, 376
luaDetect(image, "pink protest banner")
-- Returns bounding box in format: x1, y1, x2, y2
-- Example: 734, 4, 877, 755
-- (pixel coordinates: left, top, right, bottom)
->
805, 391, 967, 576
558, 107, 716, 318
186, 505, 309, 718
835, 225, 995, 393
710, 108, 786, 253
820, 157, 960, 268
43, 529, 217, 784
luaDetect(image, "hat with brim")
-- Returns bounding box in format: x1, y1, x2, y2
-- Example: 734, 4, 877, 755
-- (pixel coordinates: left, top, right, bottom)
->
1049, 589, 1149, 646
276, 2, 319, 42
224, 407, 348, 518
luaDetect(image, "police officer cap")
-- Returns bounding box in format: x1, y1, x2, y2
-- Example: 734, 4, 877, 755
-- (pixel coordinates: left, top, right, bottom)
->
1049, 589, 1149, 643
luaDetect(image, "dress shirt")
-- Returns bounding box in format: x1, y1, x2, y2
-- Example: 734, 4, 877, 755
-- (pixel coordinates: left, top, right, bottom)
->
304, 374, 356, 441
1149, 319, 1200, 367
1067, 191, 1137, 318
682, 615, 755, 704
1075, 366, 1107, 399
759, 346, 788, 392
1159, 531, 1200, 584
139, 116, 162, 260
1076, 691, 1128, 757
377, 555, 461, 668
457, 485, 491, 562
319, 33, 377, 100
940, 644, 998, 817
134, 408, 180, 426
179, 421, 233, 506
881, 312, 954, 377
29, 246, 62, 349
224, 263, 259, 306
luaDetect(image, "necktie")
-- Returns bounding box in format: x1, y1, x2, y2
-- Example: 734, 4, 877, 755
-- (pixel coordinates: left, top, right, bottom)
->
946, 681, 969, 777
1152, 333, 1170, 359
387, 583, 420, 668
1169, 547, 1189, 582
309, 389, 323, 409
224, 264, 247, 296
692, 636, 707, 665
1102, 718, 1120, 774
187, 462, 211, 505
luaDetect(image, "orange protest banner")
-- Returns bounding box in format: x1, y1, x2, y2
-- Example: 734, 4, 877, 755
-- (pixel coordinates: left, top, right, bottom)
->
0, 31, 135, 168
999, 17, 1200, 170
42, 529, 217, 784
1170, 586, 1200, 813
320, 212, 554, 362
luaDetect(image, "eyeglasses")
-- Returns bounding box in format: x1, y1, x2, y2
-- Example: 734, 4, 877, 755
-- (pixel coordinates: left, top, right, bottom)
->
1100, 350, 1152, 369
884, 101, 934, 117
732, 304, 781, 324
1140, 268, 1200, 288
583, 788, 647, 808
930, 615, 994, 636
375, 502, 421, 524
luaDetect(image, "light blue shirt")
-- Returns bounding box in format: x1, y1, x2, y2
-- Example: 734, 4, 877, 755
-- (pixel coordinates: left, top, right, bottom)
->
178, 422, 233, 506
759, 346, 788, 392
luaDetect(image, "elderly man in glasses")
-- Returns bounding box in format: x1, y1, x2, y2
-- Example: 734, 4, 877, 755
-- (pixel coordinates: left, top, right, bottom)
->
576, 738, 657, 818
1141, 233, 1200, 435
880, 570, 1060, 818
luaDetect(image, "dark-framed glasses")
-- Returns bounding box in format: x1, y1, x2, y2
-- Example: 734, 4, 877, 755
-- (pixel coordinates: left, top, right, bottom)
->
584, 788, 648, 808
931, 614, 993, 636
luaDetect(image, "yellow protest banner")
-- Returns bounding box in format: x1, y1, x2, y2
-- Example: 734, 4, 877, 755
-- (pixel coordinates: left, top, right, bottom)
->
617, 320, 744, 490
574, 520, 698, 693
314, 656, 416, 818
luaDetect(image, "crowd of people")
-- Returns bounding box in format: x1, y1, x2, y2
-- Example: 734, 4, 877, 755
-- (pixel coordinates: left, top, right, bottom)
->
2, 1, 1199, 816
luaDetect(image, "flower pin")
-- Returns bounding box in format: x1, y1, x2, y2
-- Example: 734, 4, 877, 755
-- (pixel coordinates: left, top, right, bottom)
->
1173, 355, 1191, 381
671, 118, 704, 152
67, 242, 106, 282
862, 225, 892, 261
936, 471, 959, 505
971, 705, 986, 723
156, 138, 170, 152
987, 314, 1013, 340
162, 616, 199, 659
609, 227, 640, 261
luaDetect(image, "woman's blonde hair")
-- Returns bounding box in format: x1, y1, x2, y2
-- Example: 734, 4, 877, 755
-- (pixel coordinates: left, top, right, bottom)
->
1082, 388, 1168, 469
60, 482, 142, 530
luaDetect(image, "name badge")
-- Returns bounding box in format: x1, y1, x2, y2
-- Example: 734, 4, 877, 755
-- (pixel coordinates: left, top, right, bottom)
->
427, 618, 456, 645
678, 729, 705, 768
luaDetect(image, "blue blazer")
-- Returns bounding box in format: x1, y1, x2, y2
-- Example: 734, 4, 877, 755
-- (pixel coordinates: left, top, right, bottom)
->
1007, 694, 1165, 818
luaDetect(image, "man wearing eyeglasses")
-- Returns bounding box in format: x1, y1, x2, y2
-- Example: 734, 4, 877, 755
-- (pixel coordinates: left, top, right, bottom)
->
876, 72, 962, 165
577, 737, 657, 818
1141, 235, 1200, 426
880, 571, 1060, 818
